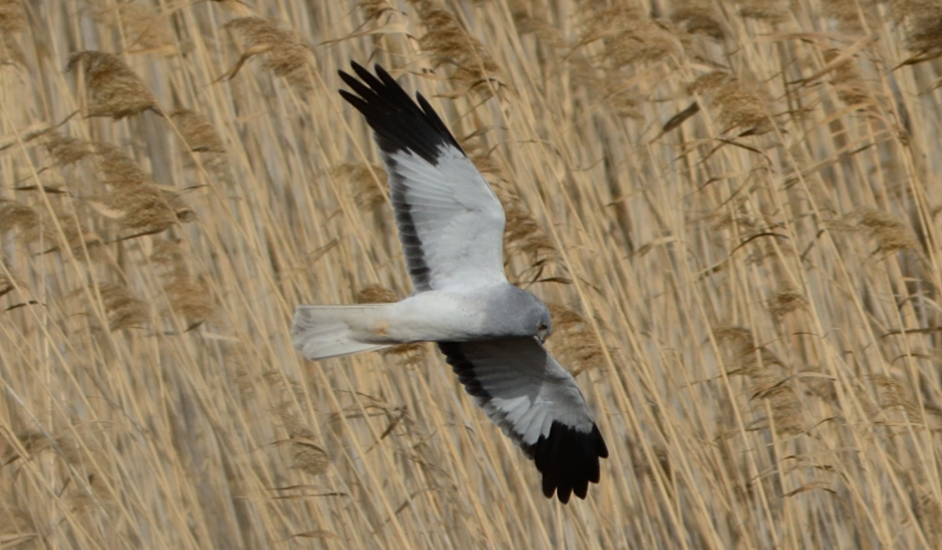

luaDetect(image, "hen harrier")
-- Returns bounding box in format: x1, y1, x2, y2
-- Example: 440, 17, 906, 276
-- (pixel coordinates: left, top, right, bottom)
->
292, 62, 608, 503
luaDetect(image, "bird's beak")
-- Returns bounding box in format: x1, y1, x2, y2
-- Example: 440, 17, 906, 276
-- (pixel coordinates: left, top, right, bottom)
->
537, 327, 549, 344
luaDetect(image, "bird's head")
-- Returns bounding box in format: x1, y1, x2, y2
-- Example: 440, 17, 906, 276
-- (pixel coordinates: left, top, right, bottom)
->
487, 286, 553, 341
518, 290, 552, 342
535, 306, 552, 343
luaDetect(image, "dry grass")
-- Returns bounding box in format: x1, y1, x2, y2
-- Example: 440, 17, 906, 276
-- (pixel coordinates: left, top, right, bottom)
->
1, 0, 941, 548
66, 51, 161, 119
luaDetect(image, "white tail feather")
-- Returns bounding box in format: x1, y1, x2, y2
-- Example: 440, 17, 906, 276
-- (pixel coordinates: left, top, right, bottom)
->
291, 305, 394, 360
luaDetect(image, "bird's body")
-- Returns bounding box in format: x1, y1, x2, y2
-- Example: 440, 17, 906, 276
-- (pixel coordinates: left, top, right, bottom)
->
292, 62, 608, 503
294, 285, 548, 354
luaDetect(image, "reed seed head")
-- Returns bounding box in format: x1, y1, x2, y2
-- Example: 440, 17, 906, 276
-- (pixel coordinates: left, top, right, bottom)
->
688, 71, 775, 135
504, 202, 556, 262
223, 17, 313, 93
0, 199, 38, 238
854, 209, 919, 253
546, 304, 604, 375
768, 288, 807, 318
170, 110, 226, 153
334, 163, 387, 211
409, 0, 503, 97
164, 275, 215, 327
0, 506, 37, 547
95, 282, 149, 331
671, 2, 725, 39
275, 408, 329, 476
95, 2, 175, 54
892, 0, 942, 60
736, 0, 789, 22
823, 49, 871, 107
91, 141, 150, 189
871, 374, 923, 425
112, 184, 194, 237
66, 51, 160, 119
43, 133, 95, 167
0, 0, 26, 66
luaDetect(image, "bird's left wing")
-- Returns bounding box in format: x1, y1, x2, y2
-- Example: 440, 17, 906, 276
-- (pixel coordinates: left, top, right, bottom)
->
438, 337, 608, 503
338, 63, 507, 292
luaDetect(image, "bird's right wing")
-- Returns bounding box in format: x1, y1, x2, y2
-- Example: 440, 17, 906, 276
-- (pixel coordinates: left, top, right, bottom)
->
437, 337, 608, 503
339, 63, 507, 292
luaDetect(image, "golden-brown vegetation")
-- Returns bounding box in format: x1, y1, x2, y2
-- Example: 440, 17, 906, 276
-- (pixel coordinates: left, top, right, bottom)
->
0, 0, 941, 548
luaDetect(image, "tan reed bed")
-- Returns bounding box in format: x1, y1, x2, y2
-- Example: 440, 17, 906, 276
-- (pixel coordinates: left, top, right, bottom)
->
0, 0, 940, 547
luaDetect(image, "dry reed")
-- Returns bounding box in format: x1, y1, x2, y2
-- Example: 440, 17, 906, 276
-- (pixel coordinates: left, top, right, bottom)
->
1, 0, 941, 548
407, 0, 503, 97
892, 0, 942, 63
688, 70, 776, 136
335, 163, 387, 211
95, 2, 176, 55
222, 17, 313, 93
169, 110, 226, 154
42, 133, 95, 167
275, 407, 330, 477
854, 208, 920, 253
94, 282, 149, 331
671, 1, 725, 40
66, 51, 160, 119
162, 274, 215, 327
546, 304, 604, 376
0, 0, 27, 67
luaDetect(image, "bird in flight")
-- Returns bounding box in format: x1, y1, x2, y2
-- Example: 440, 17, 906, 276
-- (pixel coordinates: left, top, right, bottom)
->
292, 62, 608, 503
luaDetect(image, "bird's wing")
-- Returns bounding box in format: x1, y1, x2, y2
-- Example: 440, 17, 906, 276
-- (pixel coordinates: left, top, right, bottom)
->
339, 62, 507, 292
438, 337, 608, 503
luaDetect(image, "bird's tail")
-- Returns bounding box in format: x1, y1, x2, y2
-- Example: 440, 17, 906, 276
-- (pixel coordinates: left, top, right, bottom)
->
291, 304, 394, 360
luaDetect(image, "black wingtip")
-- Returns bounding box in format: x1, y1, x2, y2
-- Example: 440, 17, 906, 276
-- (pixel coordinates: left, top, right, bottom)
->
337, 62, 462, 165
528, 422, 608, 503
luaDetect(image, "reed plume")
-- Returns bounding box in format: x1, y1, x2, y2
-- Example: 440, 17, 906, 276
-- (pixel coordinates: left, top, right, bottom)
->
0, 0, 26, 66
408, 0, 503, 97
66, 51, 160, 119
222, 17, 313, 93
169, 109, 226, 153
275, 407, 330, 476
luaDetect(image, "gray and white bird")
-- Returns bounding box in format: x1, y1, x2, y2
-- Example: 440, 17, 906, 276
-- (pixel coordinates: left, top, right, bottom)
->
292, 62, 608, 503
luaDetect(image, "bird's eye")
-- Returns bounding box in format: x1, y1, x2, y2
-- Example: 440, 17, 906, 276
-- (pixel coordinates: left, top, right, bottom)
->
538, 322, 547, 331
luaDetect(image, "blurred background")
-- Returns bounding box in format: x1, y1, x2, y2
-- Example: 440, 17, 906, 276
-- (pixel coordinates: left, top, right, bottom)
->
0, 0, 940, 548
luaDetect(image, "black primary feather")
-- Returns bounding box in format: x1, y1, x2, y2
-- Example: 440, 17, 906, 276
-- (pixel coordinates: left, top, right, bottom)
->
338, 62, 462, 165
